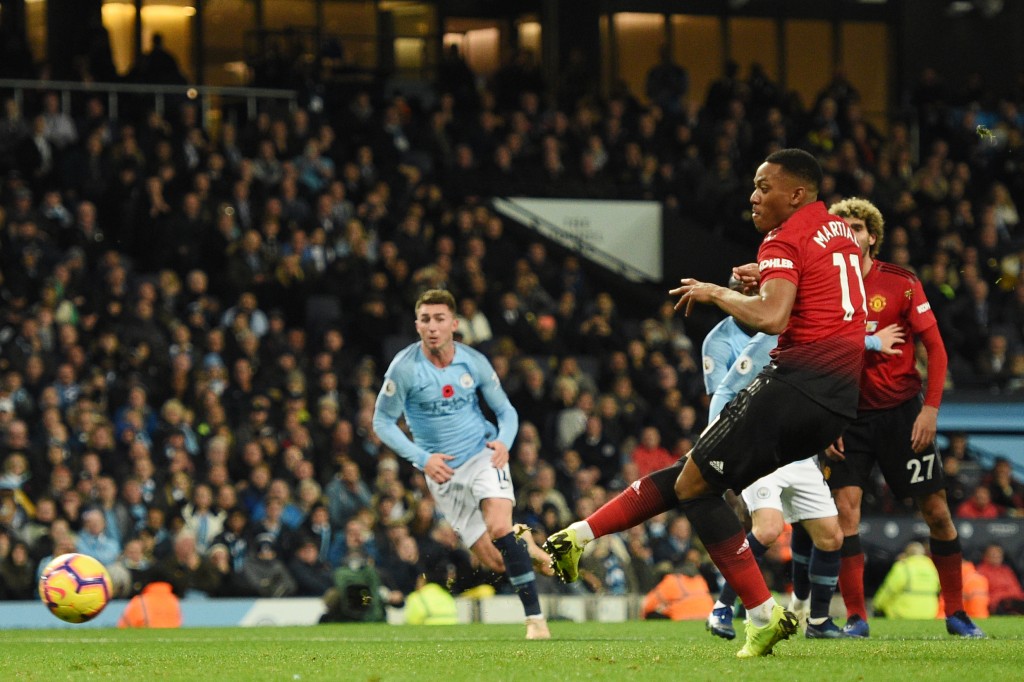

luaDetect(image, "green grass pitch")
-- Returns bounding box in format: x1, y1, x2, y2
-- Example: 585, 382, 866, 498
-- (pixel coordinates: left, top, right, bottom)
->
2, 618, 1021, 681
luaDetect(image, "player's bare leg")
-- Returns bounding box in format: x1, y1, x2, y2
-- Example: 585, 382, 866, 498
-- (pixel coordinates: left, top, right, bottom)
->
470, 535, 507, 573
482, 499, 549, 639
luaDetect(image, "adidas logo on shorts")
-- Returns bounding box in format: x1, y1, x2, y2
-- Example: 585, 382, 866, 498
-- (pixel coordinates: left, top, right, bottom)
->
709, 460, 725, 474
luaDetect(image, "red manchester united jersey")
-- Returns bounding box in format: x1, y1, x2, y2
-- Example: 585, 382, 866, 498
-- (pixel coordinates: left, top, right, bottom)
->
859, 261, 936, 410
758, 201, 866, 417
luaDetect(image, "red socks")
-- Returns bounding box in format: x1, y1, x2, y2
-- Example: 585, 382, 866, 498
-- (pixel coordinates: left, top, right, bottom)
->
588, 477, 677, 538
839, 553, 867, 620
932, 550, 964, 615
705, 532, 772, 608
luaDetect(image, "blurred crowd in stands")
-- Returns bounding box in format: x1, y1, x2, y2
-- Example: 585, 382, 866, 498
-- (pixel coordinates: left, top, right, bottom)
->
0, 49, 1023, 612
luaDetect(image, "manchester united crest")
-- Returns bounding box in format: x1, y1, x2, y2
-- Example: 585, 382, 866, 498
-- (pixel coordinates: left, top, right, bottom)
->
869, 294, 887, 312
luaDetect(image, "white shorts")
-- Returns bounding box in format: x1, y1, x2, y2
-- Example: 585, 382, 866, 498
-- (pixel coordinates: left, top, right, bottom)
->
740, 457, 837, 524
425, 447, 516, 547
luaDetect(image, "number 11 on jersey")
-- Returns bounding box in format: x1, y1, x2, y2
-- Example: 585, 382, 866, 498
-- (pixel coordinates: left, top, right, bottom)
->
833, 252, 867, 321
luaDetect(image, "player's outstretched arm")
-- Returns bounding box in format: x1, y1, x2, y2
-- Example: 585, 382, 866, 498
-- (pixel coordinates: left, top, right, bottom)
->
670, 277, 795, 335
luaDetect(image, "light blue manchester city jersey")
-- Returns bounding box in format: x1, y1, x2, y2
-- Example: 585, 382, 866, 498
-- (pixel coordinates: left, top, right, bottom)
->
372, 342, 519, 470
702, 316, 757, 397
708, 331, 778, 420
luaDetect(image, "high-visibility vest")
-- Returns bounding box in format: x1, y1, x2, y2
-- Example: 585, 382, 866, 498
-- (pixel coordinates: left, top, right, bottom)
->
873, 555, 940, 619
404, 583, 458, 625
642, 573, 714, 621
117, 582, 183, 628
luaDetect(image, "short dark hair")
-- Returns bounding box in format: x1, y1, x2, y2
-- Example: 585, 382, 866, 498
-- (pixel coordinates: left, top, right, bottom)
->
415, 288, 456, 314
764, 148, 823, 193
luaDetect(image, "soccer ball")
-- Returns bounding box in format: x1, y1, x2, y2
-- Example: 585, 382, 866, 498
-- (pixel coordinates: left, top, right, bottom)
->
38, 553, 113, 623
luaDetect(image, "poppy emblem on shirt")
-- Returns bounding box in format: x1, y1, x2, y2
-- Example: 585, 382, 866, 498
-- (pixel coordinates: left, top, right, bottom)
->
442, 385, 455, 398
869, 294, 887, 312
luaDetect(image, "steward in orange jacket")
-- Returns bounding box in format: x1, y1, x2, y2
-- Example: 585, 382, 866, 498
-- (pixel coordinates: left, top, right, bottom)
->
117, 582, 183, 628
642, 571, 714, 621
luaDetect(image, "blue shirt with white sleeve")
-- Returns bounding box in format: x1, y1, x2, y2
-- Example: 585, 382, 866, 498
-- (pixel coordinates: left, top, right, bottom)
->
372, 341, 518, 470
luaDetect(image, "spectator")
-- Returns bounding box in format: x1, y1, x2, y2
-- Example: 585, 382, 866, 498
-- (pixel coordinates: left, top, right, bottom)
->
76, 508, 121, 566
301, 503, 334, 564
157, 530, 221, 597
107, 538, 153, 598
577, 532, 636, 595
975, 543, 1024, 615
248, 496, 299, 560
984, 458, 1024, 513
181, 483, 226, 554
454, 297, 493, 348
132, 33, 186, 85
91, 475, 132, 548
325, 459, 372, 529
651, 514, 695, 570
328, 517, 378, 568
957, 485, 1002, 519
630, 426, 674, 479
239, 534, 297, 598
571, 414, 619, 487
287, 536, 334, 596
645, 46, 689, 115
509, 440, 542, 492
0, 540, 36, 599
206, 542, 251, 597
35, 523, 78, 580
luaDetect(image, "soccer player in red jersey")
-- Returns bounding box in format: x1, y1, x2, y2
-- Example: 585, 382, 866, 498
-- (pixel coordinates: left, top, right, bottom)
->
545, 149, 867, 657
824, 198, 986, 638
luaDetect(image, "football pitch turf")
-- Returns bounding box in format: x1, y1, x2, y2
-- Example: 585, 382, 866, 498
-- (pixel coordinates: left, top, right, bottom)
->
2, 618, 1021, 681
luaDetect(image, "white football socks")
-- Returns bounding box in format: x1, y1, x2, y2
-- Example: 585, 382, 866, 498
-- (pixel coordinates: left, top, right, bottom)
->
748, 597, 777, 627
569, 521, 594, 544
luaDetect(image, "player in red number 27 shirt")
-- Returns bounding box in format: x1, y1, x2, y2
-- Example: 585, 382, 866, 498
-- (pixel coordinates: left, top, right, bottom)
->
544, 149, 866, 658
823, 197, 985, 639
